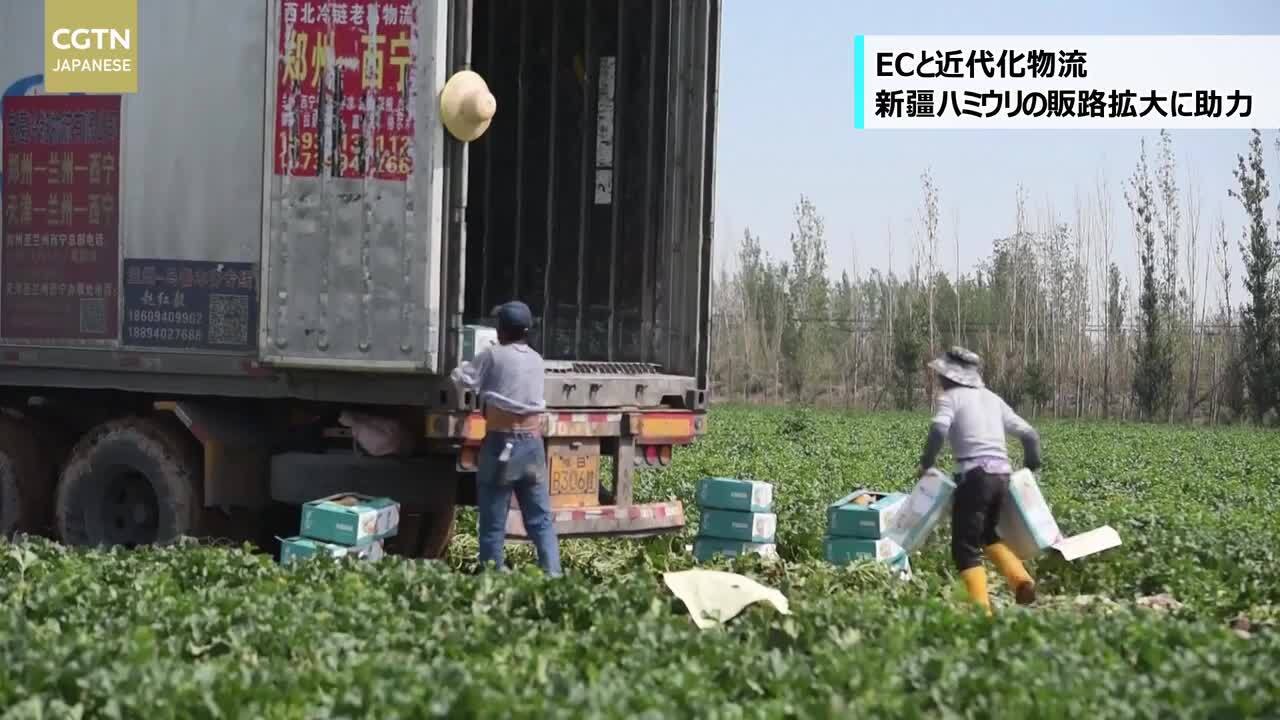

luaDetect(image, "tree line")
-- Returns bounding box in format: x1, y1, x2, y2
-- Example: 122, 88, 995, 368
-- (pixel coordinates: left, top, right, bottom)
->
709, 130, 1279, 424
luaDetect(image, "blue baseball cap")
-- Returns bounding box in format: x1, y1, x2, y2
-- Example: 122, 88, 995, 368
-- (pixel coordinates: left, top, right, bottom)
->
494, 301, 533, 332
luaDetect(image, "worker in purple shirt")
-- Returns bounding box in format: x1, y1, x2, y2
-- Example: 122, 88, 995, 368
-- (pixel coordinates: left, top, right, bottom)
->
917, 347, 1042, 614
452, 301, 562, 576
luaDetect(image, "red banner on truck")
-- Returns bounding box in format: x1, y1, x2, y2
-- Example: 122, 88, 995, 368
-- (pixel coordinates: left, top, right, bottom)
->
274, 0, 417, 181
1, 95, 122, 342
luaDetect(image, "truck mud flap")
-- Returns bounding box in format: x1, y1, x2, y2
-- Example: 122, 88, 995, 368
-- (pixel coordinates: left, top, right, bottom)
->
269, 453, 454, 510
505, 501, 685, 539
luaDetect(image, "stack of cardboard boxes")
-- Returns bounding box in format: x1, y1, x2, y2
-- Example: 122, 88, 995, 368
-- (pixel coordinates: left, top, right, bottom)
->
824, 490, 911, 575
279, 493, 401, 565
692, 477, 778, 562
822, 469, 960, 579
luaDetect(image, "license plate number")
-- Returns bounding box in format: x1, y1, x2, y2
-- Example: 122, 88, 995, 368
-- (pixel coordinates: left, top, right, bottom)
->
547, 439, 600, 508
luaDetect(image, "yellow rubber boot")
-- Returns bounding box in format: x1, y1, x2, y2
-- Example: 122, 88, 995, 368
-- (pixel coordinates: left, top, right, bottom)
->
959, 567, 992, 615
985, 542, 1037, 605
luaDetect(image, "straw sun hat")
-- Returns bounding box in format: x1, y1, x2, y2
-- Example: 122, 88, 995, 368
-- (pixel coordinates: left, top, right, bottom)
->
439, 70, 497, 142
928, 347, 985, 389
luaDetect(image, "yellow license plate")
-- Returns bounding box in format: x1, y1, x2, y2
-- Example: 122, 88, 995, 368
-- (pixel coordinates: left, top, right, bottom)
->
547, 438, 600, 508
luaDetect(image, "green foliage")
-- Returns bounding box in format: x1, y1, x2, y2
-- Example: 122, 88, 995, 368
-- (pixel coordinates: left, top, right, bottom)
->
892, 296, 926, 410
1101, 263, 1128, 417
3, 407, 1280, 717
783, 196, 832, 400
1230, 129, 1280, 423
1022, 359, 1052, 414
1127, 140, 1176, 421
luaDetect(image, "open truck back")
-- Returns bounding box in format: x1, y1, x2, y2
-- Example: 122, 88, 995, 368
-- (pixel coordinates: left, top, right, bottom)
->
0, 0, 718, 556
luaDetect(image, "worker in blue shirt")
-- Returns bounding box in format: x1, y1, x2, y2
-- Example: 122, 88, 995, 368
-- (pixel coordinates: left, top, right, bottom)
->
452, 301, 562, 576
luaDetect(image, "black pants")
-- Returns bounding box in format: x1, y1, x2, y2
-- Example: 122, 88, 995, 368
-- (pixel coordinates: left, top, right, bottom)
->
951, 468, 1010, 571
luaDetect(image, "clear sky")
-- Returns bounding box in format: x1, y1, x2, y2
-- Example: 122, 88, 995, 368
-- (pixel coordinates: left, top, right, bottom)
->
715, 0, 1280, 302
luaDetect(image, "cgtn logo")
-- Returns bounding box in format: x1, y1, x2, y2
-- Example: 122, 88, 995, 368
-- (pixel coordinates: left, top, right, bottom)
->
50, 28, 133, 71
43, 0, 138, 93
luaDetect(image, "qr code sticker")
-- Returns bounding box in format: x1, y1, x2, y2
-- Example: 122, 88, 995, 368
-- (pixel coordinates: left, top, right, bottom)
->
79, 298, 106, 335
208, 294, 250, 346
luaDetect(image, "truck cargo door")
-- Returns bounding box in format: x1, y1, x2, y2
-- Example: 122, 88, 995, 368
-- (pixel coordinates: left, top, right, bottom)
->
259, 0, 447, 372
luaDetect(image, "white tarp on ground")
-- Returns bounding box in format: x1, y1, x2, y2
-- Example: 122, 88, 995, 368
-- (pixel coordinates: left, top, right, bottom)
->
662, 570, 791, 629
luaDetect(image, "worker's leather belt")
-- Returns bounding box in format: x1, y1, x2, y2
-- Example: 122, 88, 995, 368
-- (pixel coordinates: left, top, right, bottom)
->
485, 408, 544, 433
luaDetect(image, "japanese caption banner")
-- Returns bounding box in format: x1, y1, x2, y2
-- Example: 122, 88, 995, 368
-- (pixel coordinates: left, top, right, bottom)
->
1, 95, 121, 341
853, 35, 1280, 129
274, 0, 417, 181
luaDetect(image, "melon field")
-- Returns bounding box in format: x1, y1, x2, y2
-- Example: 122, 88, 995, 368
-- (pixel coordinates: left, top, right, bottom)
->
2, 406, 1279, 718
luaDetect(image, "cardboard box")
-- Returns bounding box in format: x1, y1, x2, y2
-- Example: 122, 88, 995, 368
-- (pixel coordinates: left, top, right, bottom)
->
996, 469, 1062, 558
279, 536, 386, 565
300, 493, 400, 546
885, 468, 956, 554
692, 537, 779, 562
823, 536, 912, 579
997, 469, 1122, 561
827, 490, 907, 539
823, 535, 903, 563
461, 324, 498, 362
696, 477, 773, 513
698, 509, 777, 543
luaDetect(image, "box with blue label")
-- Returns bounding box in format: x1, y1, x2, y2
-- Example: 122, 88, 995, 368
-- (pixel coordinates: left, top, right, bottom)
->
885, 468, 956, 554
300, 493, 400, 546
696, 477, 773, 513
698, 508, 777, 543
693, 537, 778, 563
827, 490, 907, 539
279, 536, 386, 565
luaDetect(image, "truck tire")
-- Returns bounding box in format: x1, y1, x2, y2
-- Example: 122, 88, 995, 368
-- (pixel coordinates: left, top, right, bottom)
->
56, 417, 202, 548
0, 416, 56, 538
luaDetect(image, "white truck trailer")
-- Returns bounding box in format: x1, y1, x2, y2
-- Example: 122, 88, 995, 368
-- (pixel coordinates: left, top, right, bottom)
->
0, 0, 719, 557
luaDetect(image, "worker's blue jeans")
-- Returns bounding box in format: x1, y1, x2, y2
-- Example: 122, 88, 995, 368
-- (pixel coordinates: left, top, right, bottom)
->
476, 431, 562, 576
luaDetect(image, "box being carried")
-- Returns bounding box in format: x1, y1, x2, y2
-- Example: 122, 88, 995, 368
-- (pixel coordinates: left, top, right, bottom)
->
300, 493, 401, 546
997, 469, 1121, 561
696, 477, 773, 513
827, 490, 907, 539
279, 536, 386, 565
885, 468, 956, 554
699, 509, 777, 543
693, 537, 779, 562
461, 324, 498, 362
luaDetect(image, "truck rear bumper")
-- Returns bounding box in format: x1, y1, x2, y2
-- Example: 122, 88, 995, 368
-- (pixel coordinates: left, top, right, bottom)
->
505, 500, 685, 539
427, 409, 706, 443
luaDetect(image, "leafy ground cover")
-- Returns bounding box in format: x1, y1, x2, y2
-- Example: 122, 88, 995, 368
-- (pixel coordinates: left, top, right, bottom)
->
2, 406, 1279, 718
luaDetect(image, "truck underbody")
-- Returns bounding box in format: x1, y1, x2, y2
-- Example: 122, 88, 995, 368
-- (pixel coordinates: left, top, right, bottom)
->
0, 0, 719, 557
3, 379, 706, 558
